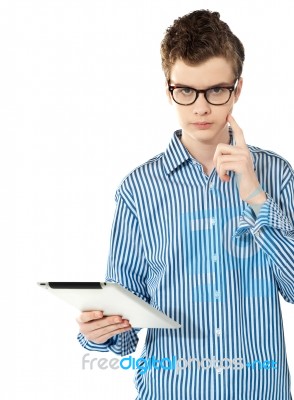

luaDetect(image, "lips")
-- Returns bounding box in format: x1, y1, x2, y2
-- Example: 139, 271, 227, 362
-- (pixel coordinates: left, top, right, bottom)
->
192, 122, 212, 128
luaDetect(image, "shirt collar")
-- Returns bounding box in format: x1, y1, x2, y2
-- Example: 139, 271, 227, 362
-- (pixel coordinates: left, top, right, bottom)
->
163, 127, 256, 175
162, 130, 191, 175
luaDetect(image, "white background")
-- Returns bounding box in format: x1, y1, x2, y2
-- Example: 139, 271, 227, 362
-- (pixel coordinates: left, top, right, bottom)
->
3, 0, 294, 398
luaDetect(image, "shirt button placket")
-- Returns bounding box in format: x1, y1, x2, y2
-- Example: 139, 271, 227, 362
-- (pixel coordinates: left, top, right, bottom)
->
208, 177, 223, 363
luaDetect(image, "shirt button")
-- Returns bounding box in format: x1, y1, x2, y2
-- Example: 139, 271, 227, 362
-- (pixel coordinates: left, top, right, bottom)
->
255, 230, 261, 237
211, 218, 216, 226
209, 182, 214, 190
212, 254, 218, 262
216, 328, 222, 336
215, 291, 220, 299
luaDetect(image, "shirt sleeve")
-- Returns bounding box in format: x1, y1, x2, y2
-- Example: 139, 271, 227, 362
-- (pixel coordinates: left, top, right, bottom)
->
77, 185, 151, 356
233, 169, 294, 303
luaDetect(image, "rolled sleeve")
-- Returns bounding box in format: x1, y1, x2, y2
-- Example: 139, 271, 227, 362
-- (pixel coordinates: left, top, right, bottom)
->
233, 174, 294, 303
233, 192, 294, 238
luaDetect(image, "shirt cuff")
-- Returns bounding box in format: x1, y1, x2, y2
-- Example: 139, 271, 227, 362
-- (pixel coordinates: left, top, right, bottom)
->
249, 202, 264, 218
232, 192, 294, 238
77, 328, 141, 356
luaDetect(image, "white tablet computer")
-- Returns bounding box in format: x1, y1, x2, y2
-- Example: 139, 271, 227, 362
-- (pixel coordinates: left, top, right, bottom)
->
37, 282, 181, 329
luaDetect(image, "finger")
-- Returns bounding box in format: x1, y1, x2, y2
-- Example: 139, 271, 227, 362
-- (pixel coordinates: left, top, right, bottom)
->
216, 155, 242, 172
86, 320, 132, 341
85, 316, 128, 332
227, 114, 247, 147
76, 310, 104, 324
218, 162, 239, 181
89, 325, 133, 344
213, 144, 240, 166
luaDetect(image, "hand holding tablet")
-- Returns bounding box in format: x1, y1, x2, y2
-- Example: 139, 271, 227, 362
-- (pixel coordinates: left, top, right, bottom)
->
38, 282, 181, 338
76, 310, 132, 344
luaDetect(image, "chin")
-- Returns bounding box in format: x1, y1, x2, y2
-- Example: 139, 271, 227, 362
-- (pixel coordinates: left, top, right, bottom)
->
183, 126, 225, 143
187, 126, 216, 136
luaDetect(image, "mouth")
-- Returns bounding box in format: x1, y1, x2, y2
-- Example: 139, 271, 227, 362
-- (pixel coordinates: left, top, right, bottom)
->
191, 122, 213, 129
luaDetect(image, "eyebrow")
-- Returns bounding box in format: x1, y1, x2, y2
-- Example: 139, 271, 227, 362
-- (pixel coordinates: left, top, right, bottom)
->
169, 81, 234, 88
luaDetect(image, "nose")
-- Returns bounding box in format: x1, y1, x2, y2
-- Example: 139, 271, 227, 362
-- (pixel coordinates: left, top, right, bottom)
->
192, 93, 211, 115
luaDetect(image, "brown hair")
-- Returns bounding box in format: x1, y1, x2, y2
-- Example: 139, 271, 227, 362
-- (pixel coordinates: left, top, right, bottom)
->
160, 10, 245, 81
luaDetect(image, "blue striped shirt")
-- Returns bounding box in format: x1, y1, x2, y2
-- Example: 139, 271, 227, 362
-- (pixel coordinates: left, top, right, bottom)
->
78, 128, 294, 399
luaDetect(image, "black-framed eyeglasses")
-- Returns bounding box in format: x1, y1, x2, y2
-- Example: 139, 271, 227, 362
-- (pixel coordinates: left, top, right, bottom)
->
168, 79, 239, 106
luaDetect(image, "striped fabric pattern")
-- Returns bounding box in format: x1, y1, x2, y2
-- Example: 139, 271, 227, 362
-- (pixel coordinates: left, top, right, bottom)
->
78, 128, 294, 399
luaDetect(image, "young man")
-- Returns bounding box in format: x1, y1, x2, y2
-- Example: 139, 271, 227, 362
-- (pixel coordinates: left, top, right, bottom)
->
76, 10, 294, 399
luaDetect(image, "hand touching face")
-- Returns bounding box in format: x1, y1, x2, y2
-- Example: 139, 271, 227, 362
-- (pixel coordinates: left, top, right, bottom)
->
213, 114, 266, 205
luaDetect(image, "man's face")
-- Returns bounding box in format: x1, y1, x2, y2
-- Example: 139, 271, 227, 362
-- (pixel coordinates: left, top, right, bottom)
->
167, 57, 243, 144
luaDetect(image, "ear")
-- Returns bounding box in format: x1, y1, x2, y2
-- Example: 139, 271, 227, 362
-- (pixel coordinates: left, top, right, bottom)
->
234, 77, 243, 104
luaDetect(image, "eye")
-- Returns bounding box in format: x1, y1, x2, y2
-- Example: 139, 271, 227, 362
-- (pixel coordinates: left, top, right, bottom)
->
210, 87, 224, 94
180, 87, 194, 95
